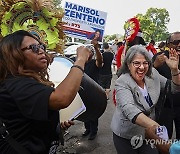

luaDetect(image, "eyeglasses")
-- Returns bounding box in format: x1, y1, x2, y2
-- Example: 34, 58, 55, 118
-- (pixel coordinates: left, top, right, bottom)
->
132, 61, 149, 68
170, 40, 180, 46
21, 44, 46, 54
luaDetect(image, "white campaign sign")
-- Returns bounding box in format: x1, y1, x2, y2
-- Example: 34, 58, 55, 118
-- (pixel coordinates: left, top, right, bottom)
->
63, 1, 107, 42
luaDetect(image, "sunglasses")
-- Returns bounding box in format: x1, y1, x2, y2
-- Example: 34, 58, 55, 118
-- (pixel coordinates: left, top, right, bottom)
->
170, 40, 180, 46
21, 44, 46, 54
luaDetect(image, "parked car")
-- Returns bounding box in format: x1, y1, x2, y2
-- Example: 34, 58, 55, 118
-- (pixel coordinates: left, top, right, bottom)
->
63, 44, 83, 62
65, 42, 83, 49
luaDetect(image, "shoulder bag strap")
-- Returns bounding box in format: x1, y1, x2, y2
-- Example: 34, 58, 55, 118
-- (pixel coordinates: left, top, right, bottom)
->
156, 79, 170, 121
161, 79, 171, 108
0, 118, 30, 154
167, 79, 173, 109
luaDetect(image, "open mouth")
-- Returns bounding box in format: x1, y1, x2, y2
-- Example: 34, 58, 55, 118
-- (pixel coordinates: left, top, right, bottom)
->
136, 71, 145, 78
137, 73, 144, 77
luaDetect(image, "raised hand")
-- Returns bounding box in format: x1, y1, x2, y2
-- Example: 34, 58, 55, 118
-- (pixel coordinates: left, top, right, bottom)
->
76, 46, 91, 63
153, 53, 165, 67
164, 48, 179, 71
91, 39, 99, 49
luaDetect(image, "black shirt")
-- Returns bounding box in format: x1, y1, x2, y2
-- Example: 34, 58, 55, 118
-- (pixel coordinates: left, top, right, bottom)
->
99, 51, 114, 75
0, 76, 59, 154
152, 50, 180, 107
84, 59, 99, 83
152, 50, 171, 79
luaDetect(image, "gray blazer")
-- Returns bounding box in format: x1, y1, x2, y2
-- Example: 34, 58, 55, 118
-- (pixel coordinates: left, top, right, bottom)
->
111, 68, 180, 139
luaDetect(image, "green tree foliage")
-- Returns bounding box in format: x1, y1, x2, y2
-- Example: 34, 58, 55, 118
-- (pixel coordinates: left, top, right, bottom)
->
136, 8, 170, 42
104, 34, 117, 42
104, 34, 124, 42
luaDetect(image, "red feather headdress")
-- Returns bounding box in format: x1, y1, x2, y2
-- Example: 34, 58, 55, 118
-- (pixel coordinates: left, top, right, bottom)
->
124, 17, 140, 42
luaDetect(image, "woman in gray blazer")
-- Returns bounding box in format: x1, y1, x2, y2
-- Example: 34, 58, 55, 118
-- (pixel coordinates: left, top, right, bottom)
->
111, 45, 180, 154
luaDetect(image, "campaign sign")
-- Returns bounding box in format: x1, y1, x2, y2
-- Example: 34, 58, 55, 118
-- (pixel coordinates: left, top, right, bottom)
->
63, 1, 107, 42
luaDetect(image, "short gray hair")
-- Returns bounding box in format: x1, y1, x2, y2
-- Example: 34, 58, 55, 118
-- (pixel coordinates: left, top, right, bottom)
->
118, 45, 152, 77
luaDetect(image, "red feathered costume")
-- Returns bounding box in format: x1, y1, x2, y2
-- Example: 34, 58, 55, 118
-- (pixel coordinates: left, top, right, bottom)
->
116, 45, 125, 69
146, 44, 157, 55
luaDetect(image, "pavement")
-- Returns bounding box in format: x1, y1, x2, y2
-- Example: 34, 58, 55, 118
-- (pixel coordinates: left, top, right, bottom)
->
56, 74, 118, 154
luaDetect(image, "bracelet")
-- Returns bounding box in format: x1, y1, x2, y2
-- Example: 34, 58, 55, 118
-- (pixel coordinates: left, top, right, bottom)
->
71, 65, 84, 73
172, 71, 180, 76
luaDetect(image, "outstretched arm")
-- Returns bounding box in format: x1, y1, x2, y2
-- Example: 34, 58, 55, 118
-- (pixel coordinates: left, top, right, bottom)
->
135, 113, 160, 128
49, 46, 91, 110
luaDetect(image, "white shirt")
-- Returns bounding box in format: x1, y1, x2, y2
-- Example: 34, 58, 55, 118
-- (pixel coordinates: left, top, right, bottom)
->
138, 85, 153, 107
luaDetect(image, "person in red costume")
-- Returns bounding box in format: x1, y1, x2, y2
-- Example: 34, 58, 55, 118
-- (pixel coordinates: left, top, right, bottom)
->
146, 40, 157, 58
116, 45, 125, 70
116, 29, 146, 70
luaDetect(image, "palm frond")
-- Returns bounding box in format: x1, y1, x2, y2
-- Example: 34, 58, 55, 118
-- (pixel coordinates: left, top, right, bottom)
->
27, 0, 54, 12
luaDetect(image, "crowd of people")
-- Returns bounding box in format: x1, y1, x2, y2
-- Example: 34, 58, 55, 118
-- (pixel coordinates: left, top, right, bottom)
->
110, 31, 180, 154
0, 20, 180, 154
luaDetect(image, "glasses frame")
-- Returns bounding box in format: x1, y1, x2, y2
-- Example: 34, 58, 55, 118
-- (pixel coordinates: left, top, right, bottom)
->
21, 44, 46, 54
132, 61, 150, 68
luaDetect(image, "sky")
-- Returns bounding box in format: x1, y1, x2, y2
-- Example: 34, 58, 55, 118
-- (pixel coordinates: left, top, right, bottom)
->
61, 0, 180, 36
